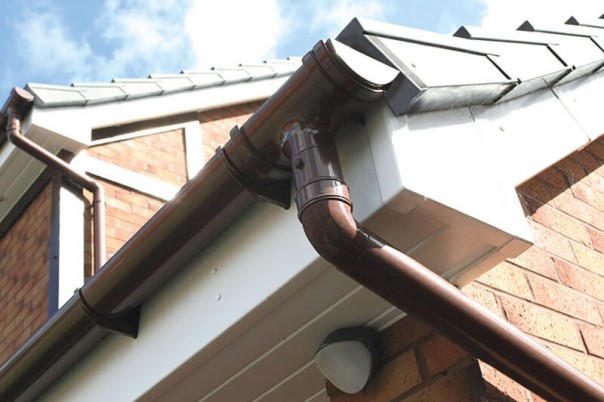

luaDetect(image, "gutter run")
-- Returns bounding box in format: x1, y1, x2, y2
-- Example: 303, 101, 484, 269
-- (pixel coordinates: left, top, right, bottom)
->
0, 39, 603, 401
2, 88, 106, 274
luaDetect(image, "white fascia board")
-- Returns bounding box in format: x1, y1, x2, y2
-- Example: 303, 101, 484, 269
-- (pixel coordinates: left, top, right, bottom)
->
36, 204, 322, 402
366, 77, 597, 243
28, 76, 292, 147
552, 70, 604, 141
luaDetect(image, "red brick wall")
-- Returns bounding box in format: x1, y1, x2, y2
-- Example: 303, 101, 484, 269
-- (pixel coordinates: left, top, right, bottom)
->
87, 128, 188, 187
328, 138, 604, 401
198, 101, 262, 162
462, 137, 604, 401
101, 180, 165, 259
0, 185, 50, 363
85, 129, 187, 264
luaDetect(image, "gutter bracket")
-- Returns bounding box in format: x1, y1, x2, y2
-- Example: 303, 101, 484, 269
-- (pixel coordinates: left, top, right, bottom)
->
78, 289, 140, 338
220, 125, 291, 208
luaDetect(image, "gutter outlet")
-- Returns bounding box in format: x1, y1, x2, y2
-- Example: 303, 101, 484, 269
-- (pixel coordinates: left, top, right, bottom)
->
281, 122, 604, 402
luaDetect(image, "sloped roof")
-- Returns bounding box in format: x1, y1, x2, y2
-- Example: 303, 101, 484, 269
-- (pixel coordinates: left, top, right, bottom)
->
24, 58, 302, 108
337, 16, 604, 115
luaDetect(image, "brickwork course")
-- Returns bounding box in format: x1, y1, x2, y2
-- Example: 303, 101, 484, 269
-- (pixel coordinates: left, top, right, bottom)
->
0, 185, 51, 363
327, 136, 604, 401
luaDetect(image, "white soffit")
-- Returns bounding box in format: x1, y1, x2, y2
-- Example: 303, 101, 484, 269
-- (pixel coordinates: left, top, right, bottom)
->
36, 201, 401, 402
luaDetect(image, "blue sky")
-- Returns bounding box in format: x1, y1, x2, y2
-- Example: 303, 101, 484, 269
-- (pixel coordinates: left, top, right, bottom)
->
1, 0, 602, 101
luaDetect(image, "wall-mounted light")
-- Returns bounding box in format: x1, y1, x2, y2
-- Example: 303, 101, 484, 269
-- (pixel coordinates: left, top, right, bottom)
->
315, 326, 379, 394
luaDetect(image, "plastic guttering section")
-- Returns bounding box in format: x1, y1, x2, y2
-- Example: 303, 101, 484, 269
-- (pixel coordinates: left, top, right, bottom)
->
0, 40, 387, 401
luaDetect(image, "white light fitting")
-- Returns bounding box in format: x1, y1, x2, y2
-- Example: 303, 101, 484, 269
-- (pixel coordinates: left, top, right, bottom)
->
315, 327, 379, 394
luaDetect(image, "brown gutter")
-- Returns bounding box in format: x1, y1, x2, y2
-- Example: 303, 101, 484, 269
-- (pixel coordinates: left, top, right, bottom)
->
281, 123, 604, 402
0, 40, 383, 401
3, 87, 106, 273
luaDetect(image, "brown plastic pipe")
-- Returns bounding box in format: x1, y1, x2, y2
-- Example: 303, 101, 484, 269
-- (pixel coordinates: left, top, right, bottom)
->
4, 88, 106, 273
282, 123, 604, 402
0, 40, 385, 401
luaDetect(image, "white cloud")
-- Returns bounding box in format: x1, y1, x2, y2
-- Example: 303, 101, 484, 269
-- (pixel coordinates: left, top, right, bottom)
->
96, 0, 193, 77
309, 0, 386, 36
478, 0, 603, 29
16, 6, 102, 83
185, 0, 287, 68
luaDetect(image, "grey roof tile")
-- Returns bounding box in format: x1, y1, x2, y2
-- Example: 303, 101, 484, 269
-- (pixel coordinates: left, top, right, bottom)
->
567, 16, 604, 29
26, 59, 302, 108
25, 83, 87, 107
337, 14, 604, 115
70, 83, 128, 104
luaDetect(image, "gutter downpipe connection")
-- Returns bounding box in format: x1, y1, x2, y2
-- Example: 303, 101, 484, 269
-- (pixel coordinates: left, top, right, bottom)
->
4, 87, 106, 274
281, 123, 604, 402
0, 39, 602, 401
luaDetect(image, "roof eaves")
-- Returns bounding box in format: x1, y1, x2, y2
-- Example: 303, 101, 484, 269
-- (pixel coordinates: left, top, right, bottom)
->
24, 59, 302, 109
69, 83, 129, 105
338, 16, 604, 115
110, 78, 164, 99
25, 83, 88, 107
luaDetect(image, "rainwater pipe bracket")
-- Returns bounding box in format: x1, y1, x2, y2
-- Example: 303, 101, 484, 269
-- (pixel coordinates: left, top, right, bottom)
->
78, 289, 140, 338
221, 125, 291, 208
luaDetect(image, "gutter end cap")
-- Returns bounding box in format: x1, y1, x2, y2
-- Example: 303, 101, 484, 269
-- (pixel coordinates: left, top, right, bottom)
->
328, 38, 399, 87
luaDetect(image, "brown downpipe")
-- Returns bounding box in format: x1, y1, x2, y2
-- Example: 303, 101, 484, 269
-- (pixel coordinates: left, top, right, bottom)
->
281, 123, 604, 402
4, 87, 106, 273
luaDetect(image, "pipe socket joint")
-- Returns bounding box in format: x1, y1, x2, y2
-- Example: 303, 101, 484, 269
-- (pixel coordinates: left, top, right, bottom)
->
282, 122, 352, 217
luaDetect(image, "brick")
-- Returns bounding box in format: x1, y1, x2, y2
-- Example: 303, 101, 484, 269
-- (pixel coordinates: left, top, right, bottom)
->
517, 178, 552, 205
422, 335, 469, 377
476, 262, 533, 300
379, 315, 431, 362
587, 138, 604, 160
579, 324, 604, 359
537, 166, 568, 191
462, 283, 503, 317
555, 158, 589, 187
403, 361, 485, 402
555, 258, 604, 302
478, 362, 532, 402
500, 297, 584, 350
585, 226, 604, 254
570, 147, 604, 174
544, 343, 604, 385
0, 184, 50, 361
365, 349, 423, 401
529, 203, 592, 246
552, 189, 604, 230
571, 241, 604, 276
529, 222, 577, 263
572, 181, 604, 210
526, 273, 602, 325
